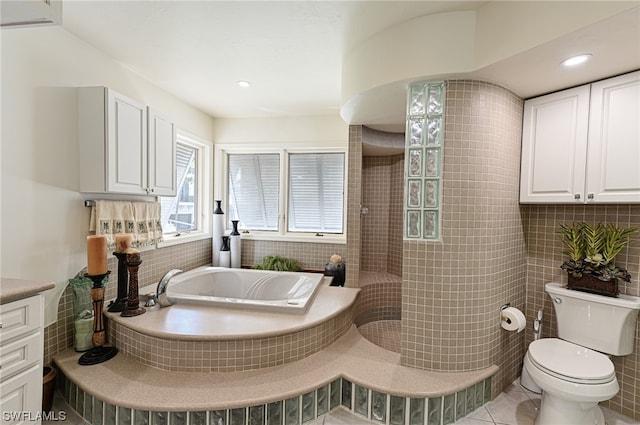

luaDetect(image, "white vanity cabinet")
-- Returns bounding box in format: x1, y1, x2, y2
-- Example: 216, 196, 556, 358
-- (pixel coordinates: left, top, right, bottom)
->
0, 295, 44, 425
520, 71, 640, 204
79, 87, 177, 196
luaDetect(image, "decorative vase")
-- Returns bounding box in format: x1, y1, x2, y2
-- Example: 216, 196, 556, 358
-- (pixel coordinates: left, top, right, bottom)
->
230, 220, 242, 269
212, 200, 225, 266
567, 273, 619, 297
325, 261, 346, 286
219, 236, 231, 268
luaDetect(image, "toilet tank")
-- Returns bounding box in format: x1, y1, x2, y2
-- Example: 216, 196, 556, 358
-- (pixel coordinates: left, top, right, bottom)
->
546, 282, 640, 356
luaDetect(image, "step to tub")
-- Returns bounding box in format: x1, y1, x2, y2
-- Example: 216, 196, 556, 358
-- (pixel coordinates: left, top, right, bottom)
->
54, 326, 497, 425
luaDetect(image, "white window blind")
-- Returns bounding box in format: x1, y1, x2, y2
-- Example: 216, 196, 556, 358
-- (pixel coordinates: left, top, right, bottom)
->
160, 142, 197, 233
228, 154, 280, 231
288, 153, 344, 233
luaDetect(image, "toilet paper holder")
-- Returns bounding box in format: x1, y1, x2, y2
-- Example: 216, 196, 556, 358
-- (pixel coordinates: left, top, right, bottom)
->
499, 303, 526, 332
500, 303, 511, 323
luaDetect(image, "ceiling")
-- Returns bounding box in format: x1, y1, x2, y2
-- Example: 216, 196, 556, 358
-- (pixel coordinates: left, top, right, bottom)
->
61, 1, 640, 131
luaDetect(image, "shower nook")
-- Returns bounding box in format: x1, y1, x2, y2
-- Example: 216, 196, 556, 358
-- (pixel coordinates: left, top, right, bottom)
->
347, 80, 528, 398
349, 126, 405, 353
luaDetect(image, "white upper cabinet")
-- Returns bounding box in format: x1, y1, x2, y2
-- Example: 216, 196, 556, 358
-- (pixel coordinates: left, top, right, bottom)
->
520, 85, 590, 203
147, 107, 177, 196
585, 72, 640, 203
79, 87, 177, 196
520, 71, 640, 204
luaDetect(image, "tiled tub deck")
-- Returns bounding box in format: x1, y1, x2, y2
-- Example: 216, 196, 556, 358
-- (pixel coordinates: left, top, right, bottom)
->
55, 326, 496, 425
54, 275, 496, 425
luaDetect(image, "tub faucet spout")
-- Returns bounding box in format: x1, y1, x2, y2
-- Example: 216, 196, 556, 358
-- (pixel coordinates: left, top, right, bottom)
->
156, 269, 183, 307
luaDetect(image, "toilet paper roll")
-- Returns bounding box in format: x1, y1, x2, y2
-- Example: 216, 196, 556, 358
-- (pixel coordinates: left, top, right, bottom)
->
501, 307, 526, 332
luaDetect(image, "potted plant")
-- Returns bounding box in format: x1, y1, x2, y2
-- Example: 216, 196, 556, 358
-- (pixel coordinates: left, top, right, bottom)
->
559, 222, 637, 297
253, 254, 302, 272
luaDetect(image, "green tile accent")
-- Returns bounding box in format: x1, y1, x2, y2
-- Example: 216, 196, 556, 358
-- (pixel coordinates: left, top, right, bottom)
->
210, 410, 226, 425
409, 398, 425, 425
427, 397, 441, 425
354, 385, 368, 416
267, 401, 283, 425
443, 394, 455, 425
57, 369, 492, 425
389, 395, 405, 425
189, 411, 207, 425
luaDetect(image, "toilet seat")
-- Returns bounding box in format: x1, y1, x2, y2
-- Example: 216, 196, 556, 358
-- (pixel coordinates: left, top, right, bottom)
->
527, 339, 615, 385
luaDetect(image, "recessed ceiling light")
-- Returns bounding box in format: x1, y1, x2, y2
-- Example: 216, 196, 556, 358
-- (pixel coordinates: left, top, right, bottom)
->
237, 80, 251, 88
561, 54, 592, 67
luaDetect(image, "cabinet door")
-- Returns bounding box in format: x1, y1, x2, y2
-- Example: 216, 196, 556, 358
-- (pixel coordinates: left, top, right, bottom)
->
586, 71, 640, 203
106, 90, 148, 194
147, 107, 177, 196
520, 85, 590, 203
0, 364, 41, 425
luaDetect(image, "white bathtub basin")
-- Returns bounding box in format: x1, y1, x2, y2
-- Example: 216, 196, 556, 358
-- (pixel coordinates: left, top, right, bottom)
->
165, 266, 324, 314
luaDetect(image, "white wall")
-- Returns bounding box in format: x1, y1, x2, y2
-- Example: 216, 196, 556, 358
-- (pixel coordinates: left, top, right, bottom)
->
213, 115, 348, 147
0, 26, 215, 284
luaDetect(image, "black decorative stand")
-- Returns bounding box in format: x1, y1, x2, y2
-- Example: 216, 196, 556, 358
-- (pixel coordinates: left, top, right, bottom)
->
121, 251, 146, 317
107, 252, 129, 312
79, 271, 118, 365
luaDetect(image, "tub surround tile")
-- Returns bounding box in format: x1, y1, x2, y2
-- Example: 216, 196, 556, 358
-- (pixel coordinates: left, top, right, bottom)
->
106, 280, 358, 372
55, 326, 496, 413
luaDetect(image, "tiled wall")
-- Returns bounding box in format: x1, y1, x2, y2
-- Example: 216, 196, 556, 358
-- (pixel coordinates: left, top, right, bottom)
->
401, 81, 527, 399
242, 240, 345, 272
108, 306, 353, 372
44, 239, 212, 365
522, 204, 640, 420
361, 152, 403, 276
346, 126, 363, 287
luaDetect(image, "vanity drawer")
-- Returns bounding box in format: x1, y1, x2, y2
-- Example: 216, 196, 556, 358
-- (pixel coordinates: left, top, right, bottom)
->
0, 331, 42, 381
0, 295, 43, 343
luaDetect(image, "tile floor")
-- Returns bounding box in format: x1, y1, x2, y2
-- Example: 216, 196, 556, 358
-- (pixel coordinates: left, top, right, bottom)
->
357, 320, 401, 353
46, 380, 639, 425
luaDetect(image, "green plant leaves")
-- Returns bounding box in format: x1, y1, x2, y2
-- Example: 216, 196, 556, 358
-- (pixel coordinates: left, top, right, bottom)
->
559, 222, 637, 283
253, 254, 302, 272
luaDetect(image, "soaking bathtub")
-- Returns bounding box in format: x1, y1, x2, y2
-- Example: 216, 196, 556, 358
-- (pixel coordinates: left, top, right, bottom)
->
164, 266, 324, 314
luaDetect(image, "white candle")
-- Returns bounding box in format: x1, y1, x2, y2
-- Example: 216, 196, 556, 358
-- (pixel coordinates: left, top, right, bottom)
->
87, 235, 108, 275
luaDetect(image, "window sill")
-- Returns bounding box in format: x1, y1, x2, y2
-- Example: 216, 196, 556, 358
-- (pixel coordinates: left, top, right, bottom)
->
157, 231, 212, 248
240, 232, 346, 245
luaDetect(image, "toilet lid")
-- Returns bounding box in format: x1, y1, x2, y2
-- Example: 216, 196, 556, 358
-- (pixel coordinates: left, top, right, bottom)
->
528, 339, 615, 384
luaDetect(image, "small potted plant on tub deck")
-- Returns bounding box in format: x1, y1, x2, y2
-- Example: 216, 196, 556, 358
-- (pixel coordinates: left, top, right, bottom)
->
559, 222, 637, 297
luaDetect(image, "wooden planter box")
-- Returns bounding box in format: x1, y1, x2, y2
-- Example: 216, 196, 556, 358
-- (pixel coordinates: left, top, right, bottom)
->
567, 273, 619, 297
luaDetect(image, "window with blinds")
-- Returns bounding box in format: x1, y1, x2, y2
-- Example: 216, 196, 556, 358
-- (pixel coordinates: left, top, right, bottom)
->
224, 150, 345, 236
228, 154, 280, 231
160, 142, 198, 233
288, 153, 344, 233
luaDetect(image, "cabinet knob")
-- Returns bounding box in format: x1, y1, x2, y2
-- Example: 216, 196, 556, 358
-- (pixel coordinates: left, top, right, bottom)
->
587, 193, 594, 200
150, 188, 155, 193
574, 194, 581, 200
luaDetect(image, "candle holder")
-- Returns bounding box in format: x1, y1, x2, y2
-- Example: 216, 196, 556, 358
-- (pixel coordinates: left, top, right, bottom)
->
78, 271, 118, 365
121, 251, 146, 317
107, 252, 129, 313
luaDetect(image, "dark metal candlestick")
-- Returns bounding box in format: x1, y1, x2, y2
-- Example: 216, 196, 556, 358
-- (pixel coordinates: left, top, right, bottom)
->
78, 271, 118, 366
107, 252, 129, 313
121, 251, 146, 317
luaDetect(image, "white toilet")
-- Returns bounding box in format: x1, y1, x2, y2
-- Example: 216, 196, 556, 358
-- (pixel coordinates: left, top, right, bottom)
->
524, 282, 640, 425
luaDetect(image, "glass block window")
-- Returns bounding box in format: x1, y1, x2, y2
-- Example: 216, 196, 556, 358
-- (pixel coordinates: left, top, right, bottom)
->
405, 82, 444, 240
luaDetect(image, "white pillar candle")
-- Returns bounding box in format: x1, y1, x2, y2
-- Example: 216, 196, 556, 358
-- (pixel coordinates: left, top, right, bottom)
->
114, 233, 133, 253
